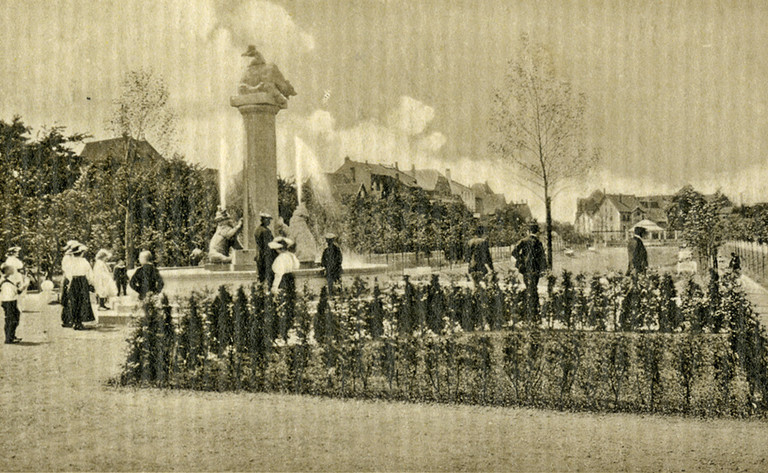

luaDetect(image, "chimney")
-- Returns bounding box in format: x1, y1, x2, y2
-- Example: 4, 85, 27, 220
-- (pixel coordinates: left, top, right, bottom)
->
344, 156, 350, 163
411, 163, 416, 172
394, 162, 399, 170
445, 168, 452, 182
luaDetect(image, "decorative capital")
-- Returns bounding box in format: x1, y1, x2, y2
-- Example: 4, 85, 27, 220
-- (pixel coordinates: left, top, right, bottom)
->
230, 94, 283, 114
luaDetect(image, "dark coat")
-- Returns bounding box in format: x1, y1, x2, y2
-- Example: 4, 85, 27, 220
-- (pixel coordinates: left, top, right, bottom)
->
512, 236, 547, 275
627, 236, 648, 274
321, 243, 343, 281
129, 264, 164, 299
113, 266, 128, 284
466, 237, 493, 275
254, 225, 275, 282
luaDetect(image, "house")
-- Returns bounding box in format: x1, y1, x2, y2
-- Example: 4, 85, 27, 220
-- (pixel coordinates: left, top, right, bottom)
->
407, 167, 477, 212
332, 157, 417, 199
445, 169, 476, 213
580, 191, 675, 242
471, 182, 507, 216
80, 137, 164, 165
508, 202, 533, 221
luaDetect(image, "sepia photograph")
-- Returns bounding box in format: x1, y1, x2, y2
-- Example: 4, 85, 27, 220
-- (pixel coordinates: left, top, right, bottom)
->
2, 0, 768, 470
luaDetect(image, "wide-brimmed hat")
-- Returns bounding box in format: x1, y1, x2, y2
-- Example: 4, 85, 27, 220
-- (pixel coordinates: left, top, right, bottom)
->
73, 244, 88, 255
5, 246, 21, 255
268, 236, 293, 250
62, 240, 80, 252
95, 249, 112, 261
214, 208, 232, 223
259, 212, 273, 220
324, 233, 337, 240
528, 221, 540, 234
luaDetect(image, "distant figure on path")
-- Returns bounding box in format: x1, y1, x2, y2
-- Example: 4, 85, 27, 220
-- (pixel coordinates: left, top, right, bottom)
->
4, 246, 27, 310
130, 250, 164, 300
270, 237, 300, 293
254, 213, 275, 287
321, 233, 343, 294
113, 260, 128, 296
729, 252, 741, 274
466, 225, 494, 284
627, 226, 648, 275
2, 263, 27, 343
68, 244, 95, 330
208, 208, 243, 264
512, 222, 548, 320
93, 249, 117, 310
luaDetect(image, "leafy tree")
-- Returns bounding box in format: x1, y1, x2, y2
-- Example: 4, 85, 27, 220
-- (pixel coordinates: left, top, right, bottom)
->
489, 35, 599, 267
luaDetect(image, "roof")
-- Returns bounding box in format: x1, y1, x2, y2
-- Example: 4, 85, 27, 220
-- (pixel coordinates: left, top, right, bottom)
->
338, 158, 417, 187
633, 219, 665, 232
576, 190, 604, 216
80, 137, 163, 163
509, 202, 533, 220
604, 194, 642, 213
409, 169, 443, 191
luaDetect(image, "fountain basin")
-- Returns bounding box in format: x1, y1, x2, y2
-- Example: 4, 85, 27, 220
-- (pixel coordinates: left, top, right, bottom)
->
158, 263, 389, 296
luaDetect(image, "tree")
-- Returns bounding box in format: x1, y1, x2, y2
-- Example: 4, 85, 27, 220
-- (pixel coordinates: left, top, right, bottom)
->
668, 186, 731, 269
107, 70, 177, 267
489, 35, 598, 268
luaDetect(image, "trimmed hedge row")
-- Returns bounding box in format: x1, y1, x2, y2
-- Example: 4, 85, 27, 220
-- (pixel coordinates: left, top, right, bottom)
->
117, 272, 768, 417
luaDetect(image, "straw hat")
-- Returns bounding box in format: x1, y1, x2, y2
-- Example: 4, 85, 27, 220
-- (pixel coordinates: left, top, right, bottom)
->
268, 236, 293, 250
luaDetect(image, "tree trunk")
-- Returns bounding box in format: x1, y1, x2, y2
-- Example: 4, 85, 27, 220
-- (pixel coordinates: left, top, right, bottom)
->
125, 203, 135, 269
545, 194, 554, 269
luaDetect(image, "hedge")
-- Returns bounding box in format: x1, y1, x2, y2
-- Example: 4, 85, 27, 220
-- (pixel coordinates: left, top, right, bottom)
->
116, 271, 768, 417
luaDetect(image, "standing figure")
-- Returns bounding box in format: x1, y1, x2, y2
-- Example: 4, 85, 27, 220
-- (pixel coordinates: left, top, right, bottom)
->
93, 249, 117, 310
4, 246, 26, 310
2, 263, 28, 343
113, 260, 128, 296
466, 225, 494, 285
729, 252, 741, 274
270, 237, 300, 293
320, 233, 343, 294
67, 244, 95, 330
60, 240, 79, 327
627, 226, 648, 275
254, 213, 275, 287
129, 250, 164, 300
512, 222, 548, 320
208, 208, 243, 264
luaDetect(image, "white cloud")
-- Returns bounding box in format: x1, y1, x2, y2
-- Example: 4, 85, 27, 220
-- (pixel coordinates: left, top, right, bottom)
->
386, 95, 435, 136
307, 110, 336, 136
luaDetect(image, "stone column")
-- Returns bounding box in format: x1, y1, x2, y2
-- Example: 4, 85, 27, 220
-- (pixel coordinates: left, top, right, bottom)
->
230, 92, 283, 250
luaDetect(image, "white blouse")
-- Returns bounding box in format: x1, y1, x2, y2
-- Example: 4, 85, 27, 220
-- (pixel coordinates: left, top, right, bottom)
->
68, 257, 94, 284
271, 252, 300, 292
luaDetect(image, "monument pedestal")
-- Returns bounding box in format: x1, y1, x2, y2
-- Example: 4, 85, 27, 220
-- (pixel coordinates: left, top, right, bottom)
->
231, 92, 283, 249
231, 249, 259, 271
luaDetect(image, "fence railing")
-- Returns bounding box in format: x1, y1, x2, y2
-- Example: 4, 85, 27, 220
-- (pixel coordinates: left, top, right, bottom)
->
723, 240, 768, 286
362, 245, 516, 270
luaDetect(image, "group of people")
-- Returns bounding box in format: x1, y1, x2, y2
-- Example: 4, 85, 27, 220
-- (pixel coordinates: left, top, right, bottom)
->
59, 241, 164, 330
212, 209, 344, 294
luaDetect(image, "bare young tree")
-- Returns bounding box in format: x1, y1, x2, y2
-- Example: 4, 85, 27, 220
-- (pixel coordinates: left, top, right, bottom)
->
489, 36, 598, 268
107, 69, 177, 268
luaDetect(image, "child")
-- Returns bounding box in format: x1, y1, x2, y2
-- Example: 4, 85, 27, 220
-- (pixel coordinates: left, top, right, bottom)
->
113, 260, 128, 296
129, 251, 164, 300
93, 249, 117, 310
2, 263, 27, 344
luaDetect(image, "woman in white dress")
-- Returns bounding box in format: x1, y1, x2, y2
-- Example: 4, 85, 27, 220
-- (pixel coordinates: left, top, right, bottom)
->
93, 249, 117, 310
270, 237, 300, 293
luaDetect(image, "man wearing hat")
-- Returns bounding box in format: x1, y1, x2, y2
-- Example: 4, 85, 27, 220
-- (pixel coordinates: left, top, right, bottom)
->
208, 208, 243, 264
254, 213, 275, 287
466, 225, 494, 285
627, 226, 648, 275
512, 222, 548, 320
320, 233, 343, 294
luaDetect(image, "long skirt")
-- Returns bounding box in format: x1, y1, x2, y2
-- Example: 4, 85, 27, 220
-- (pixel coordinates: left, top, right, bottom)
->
61, 279, 71, 326
68, 276, 95, 325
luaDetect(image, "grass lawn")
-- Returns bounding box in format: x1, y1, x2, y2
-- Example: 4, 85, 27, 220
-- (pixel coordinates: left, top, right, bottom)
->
2, 293, 768, 471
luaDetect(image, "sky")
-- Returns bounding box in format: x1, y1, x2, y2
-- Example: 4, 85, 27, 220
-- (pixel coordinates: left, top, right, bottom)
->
2, 0, 768, 220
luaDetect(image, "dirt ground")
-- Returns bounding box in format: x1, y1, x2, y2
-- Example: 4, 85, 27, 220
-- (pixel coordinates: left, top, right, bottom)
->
2, 294, 768, 471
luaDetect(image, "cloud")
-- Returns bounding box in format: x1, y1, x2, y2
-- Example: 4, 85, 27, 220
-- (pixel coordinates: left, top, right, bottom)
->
307, 109, 336, 136
386, 95, 435, 136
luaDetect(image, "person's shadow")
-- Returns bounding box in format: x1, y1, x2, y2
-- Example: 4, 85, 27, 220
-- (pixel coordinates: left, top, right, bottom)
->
13, 341, 48, 346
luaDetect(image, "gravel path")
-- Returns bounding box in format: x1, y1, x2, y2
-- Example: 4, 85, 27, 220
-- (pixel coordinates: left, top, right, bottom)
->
2, 294, 768, 471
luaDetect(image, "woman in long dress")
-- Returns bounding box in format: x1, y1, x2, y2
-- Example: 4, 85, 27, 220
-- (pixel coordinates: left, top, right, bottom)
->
60, 241, 79, 327
270, 237, 300, 293
93, 249, 117, 310
67, 244, 95, 330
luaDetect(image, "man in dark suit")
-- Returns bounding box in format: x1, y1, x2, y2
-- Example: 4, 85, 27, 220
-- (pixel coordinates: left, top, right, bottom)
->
512, 222, 548, 320
627, 226, 648, 275
254, 213, 275, 287
466, 225, 494, 284
320, 233, 343, 294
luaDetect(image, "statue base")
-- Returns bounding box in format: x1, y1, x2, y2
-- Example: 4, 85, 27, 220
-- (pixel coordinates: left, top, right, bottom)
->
231, 249, 259, 271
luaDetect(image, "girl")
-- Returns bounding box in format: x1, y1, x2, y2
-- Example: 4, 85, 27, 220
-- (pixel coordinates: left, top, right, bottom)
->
93, 249, 117, 310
